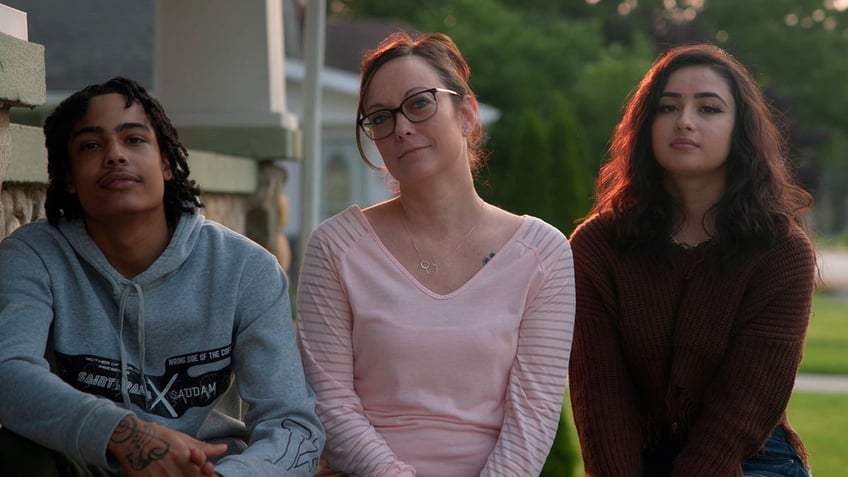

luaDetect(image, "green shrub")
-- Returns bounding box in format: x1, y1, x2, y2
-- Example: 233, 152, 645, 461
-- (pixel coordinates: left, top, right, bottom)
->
541, 399, 580, 477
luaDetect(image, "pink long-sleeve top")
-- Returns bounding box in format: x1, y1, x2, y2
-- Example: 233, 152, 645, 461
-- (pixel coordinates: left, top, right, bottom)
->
296, 205, 575, 477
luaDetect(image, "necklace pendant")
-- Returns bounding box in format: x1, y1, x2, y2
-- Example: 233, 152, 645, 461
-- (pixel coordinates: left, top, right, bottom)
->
420, 259, 438, 274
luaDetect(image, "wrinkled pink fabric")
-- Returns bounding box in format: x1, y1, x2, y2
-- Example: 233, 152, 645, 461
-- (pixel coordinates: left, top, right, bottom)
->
297, 206, 575, 477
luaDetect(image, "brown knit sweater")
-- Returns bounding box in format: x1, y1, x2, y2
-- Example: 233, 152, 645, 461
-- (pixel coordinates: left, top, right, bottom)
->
568, 215, 816, 477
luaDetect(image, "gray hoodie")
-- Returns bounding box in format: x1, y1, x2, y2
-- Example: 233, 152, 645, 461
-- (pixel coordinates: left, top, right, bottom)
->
0, 212, 324, 475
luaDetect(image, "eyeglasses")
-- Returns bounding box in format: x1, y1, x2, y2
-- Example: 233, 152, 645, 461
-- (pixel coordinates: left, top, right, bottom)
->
358, 87, 460, 140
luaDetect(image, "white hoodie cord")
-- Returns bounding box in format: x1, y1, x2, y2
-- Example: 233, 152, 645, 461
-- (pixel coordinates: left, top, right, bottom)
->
118, 282, 147, 409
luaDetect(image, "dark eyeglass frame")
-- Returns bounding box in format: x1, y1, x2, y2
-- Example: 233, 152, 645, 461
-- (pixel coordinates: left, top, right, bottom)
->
358, 87, 460, 140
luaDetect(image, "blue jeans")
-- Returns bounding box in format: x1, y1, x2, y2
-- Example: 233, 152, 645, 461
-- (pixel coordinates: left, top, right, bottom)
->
742, 426, 811, 477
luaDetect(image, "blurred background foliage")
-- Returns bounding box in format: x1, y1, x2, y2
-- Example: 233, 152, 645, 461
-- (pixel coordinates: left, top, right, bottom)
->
330, 0, 848, 237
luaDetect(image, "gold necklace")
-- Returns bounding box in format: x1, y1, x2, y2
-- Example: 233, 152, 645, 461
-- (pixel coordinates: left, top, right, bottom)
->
399, 200, 485, 274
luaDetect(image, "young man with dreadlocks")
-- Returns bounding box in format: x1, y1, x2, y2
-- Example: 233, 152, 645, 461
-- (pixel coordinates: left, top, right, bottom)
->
0, 77, 324, 476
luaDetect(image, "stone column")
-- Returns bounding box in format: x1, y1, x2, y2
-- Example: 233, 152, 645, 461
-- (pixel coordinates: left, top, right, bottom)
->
153, 0, 299, 158
246, 162, 292, 270
153, 0, 299, 270
0, 5, 46, 239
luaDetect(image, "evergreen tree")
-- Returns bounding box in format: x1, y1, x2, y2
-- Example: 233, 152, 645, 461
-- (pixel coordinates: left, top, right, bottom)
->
498, 108, 551, 219
547, 94, 594, 235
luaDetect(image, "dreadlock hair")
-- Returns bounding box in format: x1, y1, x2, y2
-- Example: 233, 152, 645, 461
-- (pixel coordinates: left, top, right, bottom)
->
43, 76, 202, 226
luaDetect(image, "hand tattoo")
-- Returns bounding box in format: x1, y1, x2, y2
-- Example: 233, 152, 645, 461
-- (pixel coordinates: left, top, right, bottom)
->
110, 416, 170, 470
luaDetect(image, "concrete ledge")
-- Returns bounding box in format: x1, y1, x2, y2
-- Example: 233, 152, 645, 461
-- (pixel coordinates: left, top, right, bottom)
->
177, 126, 302, 162
0, 32, 46, 108
6, 123, 258, 195
7, 123, 44, 182
187, 150, 257, 194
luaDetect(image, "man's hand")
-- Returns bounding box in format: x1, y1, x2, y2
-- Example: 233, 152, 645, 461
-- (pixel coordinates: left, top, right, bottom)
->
107, 415, 227, 476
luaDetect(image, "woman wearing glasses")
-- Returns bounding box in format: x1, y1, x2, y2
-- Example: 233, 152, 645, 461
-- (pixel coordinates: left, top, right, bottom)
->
296, 31, 575, 476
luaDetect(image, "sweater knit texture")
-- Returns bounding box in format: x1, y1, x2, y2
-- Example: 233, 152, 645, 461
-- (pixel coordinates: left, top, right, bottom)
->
0, 213, 324, 476
569, 215, 816, 477
296, 205, 575, 477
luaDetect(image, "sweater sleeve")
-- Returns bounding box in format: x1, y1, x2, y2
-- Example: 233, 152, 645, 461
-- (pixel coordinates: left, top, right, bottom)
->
296, 227, 416, 477
0, 234, 134, 468
568, 222, 646, 476
671, 233, 816, 477
480, 223, 575, 477
214, 255, 326, 477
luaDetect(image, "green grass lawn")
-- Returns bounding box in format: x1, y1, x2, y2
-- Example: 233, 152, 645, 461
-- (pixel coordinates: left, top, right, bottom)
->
790, 292, 848, 475
551, 291, 848, 476
788, 392, 848, 477
553, 392, 847, 477
800, 291, 848, 374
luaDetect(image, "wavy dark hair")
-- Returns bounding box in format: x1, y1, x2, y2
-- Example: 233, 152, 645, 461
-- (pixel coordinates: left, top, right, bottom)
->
590, 43, 812, 261
43, 76, 202, 226
355, 31, 487, 174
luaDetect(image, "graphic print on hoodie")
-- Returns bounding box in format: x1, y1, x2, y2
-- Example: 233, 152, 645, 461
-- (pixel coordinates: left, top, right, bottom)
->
55, 344, 233, 418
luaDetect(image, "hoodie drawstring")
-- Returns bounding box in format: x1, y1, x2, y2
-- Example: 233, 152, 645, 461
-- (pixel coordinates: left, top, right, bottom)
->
118, 282, 148, 409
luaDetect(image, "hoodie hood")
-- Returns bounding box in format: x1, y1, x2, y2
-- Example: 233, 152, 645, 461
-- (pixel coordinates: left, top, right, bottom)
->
57, 212, 203, 290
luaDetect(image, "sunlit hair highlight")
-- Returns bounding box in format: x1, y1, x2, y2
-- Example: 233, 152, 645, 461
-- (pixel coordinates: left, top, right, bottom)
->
589, 43, 812, 261
355, 31, 485, 174
43, 76, 202, 226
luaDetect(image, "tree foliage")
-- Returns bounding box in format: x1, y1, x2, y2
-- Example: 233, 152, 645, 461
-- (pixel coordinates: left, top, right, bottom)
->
548, 94, 594, 235
499, 108, 550, 215
332, 0, 654, 232
334, 0, 848, 234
